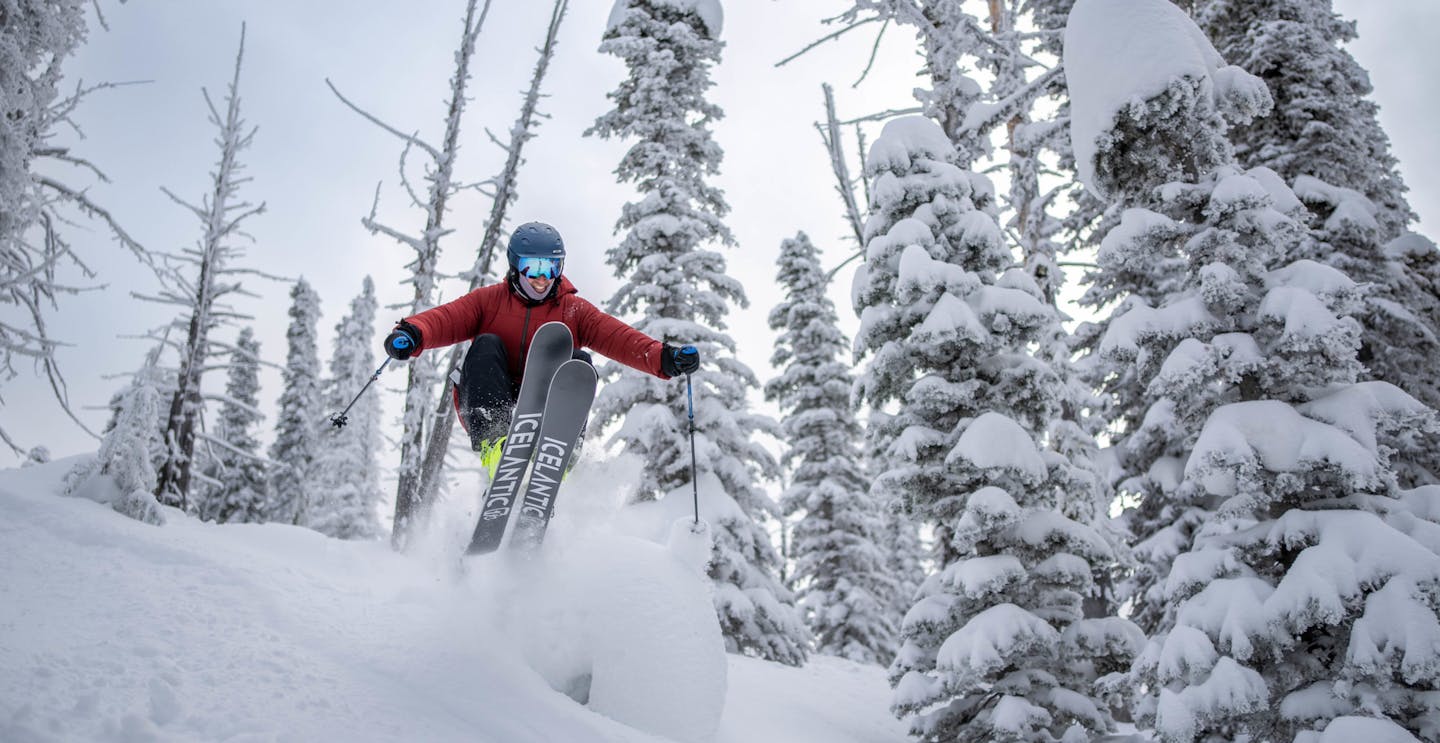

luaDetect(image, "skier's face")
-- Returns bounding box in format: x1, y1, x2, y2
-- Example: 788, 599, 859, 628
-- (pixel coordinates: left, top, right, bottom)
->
527, 274, 553, 294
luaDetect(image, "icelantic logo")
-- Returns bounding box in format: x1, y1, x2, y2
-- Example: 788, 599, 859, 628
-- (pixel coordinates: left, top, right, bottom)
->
481, 413, 542, 520
519, 435, 571, 519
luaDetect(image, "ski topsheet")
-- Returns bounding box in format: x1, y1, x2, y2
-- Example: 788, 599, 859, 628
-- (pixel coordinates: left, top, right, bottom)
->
509, 358, 599, 553
466, 322, 573, 555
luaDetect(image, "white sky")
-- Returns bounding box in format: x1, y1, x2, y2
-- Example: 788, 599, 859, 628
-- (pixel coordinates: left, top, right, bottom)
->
4, 0, 1437, 470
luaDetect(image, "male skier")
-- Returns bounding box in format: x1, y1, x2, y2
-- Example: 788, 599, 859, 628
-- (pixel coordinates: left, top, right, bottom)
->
381, 222, 700, 469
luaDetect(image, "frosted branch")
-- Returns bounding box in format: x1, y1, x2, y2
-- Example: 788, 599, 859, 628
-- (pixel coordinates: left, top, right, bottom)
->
775, 16, 881, 68
816, 83, 865, 247
37, 176, 154, 270
325, 78, 441, 160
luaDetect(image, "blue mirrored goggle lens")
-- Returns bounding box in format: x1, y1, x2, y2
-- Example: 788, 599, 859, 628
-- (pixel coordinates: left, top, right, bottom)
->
517, 256, 562, 280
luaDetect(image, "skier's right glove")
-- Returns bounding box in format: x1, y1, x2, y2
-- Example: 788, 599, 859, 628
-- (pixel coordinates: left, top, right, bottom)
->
384, 322, 422, 361
661, 343, 701, 377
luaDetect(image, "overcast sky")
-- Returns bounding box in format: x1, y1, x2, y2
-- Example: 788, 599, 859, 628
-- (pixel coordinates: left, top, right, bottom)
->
5, 0, 1437, 470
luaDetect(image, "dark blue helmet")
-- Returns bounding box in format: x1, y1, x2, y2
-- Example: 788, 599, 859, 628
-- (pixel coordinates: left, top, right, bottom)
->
507, 222, 565, 280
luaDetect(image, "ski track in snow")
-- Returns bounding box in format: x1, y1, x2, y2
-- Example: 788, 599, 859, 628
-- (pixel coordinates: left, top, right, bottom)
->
0, 457, 906, 743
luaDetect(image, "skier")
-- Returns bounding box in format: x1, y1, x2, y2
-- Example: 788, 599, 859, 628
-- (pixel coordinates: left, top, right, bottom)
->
381, 221, 701, 469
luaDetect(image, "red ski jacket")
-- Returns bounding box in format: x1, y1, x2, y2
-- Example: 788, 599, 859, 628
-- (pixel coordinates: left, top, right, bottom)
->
401, 276, 670, 380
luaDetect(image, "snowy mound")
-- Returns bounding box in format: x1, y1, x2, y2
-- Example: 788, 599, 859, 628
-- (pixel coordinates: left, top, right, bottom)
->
0, 457, 906, 743
496, 524, 728, 743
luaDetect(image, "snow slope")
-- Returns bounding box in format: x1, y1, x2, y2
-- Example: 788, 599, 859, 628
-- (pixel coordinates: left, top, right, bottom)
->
0, 457, 905, 743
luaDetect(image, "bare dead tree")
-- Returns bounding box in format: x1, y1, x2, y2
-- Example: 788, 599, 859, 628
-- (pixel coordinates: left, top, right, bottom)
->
1, 0, 152, 455
413, 0, 571, 513
815, 84, 872, 281
145, 27, 270, 509
328, 0, 491, 549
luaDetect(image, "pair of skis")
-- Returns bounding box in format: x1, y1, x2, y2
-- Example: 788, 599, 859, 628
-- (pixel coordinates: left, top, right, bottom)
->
466, 322, 596, 556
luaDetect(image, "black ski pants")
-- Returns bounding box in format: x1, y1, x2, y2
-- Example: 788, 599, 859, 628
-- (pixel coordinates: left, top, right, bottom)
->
456, 333, 591, 448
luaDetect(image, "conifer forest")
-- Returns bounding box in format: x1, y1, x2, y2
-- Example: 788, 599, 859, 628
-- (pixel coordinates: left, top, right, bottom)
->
4, 1, 1440, 741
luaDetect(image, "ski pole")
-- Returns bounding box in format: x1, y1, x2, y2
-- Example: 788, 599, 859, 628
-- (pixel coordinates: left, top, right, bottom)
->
330, 357, 391, 430
686, 370, 699, 525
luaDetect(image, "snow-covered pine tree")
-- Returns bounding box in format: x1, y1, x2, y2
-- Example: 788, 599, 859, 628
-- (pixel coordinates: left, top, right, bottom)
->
1193, 0, 1440, 473
149, 28, 266, 510
198, 327, 268, 524
329, 0, 487, 547
984, 0, 1126, 615
1065, 1, 1440, 740
268, 278, 322, 525
765, 231, 897, 665
311, 277, 382, 539
1, 0, 149, 455
857, 115, 1140, 741
587, 0, 806, 665
1067, 1, 1272, 593
1192, 0, 1413, 240
65, 346, 167, 526
814, 85, 927, 640
1289, 178, 1440, 485
879, 503, 925, 636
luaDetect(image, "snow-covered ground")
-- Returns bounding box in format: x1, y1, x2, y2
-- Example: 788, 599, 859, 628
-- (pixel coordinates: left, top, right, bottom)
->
0, 457, 906, 743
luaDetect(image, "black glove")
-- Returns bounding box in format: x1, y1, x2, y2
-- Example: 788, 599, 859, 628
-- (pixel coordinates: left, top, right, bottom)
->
661, 343, 700, 376
384, 322, 422, 361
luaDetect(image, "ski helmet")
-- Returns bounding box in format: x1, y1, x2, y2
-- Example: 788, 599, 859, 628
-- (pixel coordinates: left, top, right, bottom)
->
507, 222, 565, 281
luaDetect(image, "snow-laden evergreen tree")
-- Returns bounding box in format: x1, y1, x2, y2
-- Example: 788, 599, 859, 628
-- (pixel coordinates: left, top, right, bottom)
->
311, 277, 382, 539
268, 279, 322, 525
587, 0, 806, 665
1066, 2, 1440, 740
1380, 229, 1440, 485
198, 327, 268, 524
1069, 0, 1277, 640
814, 85, 927, 639
985, 0, 1128, 615
149, 29, 267, 510
1191, 0, 1440, 474
856, 115, 1141, 741
831, 1, 1126, 616
65, 346, 167, 526
329, 0, 487, 546
765, 231, 897, 665
879, 505, 925, 635
1, 0, 149, 455
1192, 0, 1412, 239
1289, 179, 1440, 485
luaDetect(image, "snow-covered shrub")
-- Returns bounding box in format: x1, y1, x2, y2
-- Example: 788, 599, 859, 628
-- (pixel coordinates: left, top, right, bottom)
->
67, 348, 167, 526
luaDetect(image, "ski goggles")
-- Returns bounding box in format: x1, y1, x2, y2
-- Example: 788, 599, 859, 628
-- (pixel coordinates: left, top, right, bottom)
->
516, 256, 563, 281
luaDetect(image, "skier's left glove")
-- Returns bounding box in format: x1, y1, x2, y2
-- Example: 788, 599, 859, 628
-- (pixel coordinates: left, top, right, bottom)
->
384, 322, 422, 361
661, 343, 700, 376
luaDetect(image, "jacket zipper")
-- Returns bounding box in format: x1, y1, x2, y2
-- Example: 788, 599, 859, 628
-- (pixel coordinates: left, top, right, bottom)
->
519, 307, 533, 366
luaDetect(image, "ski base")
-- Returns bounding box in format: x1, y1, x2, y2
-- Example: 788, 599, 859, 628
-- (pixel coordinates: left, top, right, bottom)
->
509, 359, 598, 554
466, 322, 573, 555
